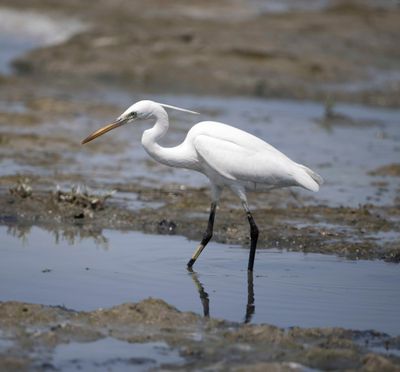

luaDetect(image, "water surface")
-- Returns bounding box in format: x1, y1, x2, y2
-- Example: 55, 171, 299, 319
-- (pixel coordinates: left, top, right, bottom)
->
53, 339, 183, 372
0, 7, 84, 74
1, 225, 399, 335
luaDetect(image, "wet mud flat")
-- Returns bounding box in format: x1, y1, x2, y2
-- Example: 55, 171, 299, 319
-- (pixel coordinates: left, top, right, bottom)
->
0, 1, 400, 370
1, 299, 400, 371
0, 0, 400, 107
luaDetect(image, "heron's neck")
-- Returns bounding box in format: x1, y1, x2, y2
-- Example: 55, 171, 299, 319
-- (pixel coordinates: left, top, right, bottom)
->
141, 112, 183, 167
142, 110, 169, 144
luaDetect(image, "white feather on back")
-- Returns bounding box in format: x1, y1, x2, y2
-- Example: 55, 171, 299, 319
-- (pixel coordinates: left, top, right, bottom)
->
187, 121, 322, 191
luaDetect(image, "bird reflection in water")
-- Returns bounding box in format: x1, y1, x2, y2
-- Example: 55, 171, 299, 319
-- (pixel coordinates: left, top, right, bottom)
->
188, 268, 210, 318
188, 269, 255, 323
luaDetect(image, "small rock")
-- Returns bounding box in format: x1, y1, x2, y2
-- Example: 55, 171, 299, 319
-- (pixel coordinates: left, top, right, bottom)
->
158, 219, 177, 235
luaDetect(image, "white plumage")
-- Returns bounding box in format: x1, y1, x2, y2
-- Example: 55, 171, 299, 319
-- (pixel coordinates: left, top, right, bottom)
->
82, 100, 323, 271
188, 121, 322, 192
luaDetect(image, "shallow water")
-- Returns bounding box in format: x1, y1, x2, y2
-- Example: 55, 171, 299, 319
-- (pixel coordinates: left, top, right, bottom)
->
1, 225, 399, 335
52, 339, 183, 371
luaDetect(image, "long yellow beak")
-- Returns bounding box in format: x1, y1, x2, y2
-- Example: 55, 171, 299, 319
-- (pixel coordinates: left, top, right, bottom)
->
81, 118, 126, 144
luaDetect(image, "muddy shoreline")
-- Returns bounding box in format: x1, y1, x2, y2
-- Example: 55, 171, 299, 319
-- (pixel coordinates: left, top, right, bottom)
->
1, 1, 400, 370
1, 182, 400, 263
1, 299, 400, 371
0, 299, 399, 371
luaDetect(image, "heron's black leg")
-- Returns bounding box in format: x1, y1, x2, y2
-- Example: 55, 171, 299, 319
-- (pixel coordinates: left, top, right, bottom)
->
244, 270, 255, 323
187, 201, 217, 268
243, 202, 259, 271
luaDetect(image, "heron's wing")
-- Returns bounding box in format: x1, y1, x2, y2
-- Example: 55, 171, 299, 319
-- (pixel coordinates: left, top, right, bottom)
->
194, 134, 296, 184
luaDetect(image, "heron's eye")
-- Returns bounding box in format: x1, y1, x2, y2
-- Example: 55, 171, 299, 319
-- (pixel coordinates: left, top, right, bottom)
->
130, 112, 137, 118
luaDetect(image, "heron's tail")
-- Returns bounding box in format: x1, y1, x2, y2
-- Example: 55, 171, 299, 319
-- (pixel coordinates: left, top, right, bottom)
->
293, 164, 323, 192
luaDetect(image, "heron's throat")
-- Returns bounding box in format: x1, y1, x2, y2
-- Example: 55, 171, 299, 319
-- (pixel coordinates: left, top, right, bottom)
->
142, 115, 168, 143
141, 115, 176, 166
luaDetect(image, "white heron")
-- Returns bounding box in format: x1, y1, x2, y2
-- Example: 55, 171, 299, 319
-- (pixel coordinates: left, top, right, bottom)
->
82, 100, 323, 271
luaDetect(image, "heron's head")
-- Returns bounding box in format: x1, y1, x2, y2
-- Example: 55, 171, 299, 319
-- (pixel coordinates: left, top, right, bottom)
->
81, 100, 198, 144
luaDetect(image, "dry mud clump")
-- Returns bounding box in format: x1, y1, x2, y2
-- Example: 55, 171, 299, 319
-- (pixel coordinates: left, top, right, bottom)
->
369, 164, 400, 177
0, 300, 399, 371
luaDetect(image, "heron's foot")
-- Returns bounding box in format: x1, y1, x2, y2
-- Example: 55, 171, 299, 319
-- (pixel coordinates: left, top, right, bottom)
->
187, 258, 196, 268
